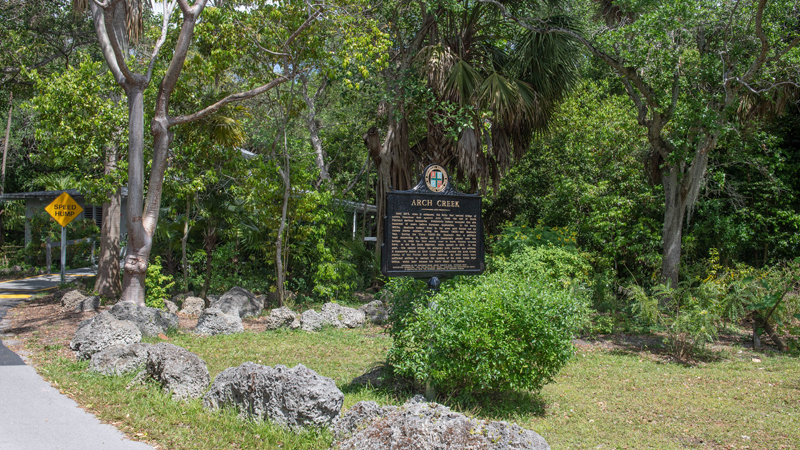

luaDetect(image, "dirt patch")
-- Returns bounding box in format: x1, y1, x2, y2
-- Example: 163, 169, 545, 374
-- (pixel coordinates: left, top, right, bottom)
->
4, 292, 100, 361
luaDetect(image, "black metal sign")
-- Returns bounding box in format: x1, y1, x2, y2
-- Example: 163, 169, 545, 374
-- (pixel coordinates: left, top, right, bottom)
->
381, 164, 485, 278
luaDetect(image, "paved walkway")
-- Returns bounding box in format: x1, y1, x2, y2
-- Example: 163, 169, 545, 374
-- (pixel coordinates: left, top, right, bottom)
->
0, 270, 154, 450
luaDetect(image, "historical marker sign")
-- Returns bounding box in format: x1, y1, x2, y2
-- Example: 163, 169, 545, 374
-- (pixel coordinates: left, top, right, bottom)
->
381, 164, 484, 278
45, 192, 83, 227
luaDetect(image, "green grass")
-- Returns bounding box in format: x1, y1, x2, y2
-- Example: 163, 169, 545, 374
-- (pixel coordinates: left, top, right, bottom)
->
28, 327, 800, 450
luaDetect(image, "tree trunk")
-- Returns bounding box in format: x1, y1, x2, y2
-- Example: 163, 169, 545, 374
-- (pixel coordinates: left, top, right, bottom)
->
0, 92, 12, 248
275, 150, 291, 308
181, 196, 191, 292
200, 227, 216, 306
661, 164, 685, 291
300, 75, 330, 188
96, 185, 122, 298
119, 86, 150, 306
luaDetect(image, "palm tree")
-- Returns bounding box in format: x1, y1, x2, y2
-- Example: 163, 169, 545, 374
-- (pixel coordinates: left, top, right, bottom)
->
367, 0, 579, 255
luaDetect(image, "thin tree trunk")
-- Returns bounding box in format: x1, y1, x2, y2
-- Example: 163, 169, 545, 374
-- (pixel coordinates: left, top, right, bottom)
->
95, 182, 122, 298
200, 227, 216, 306
276, 129, 291, 308
0, 92, 12, 248
661, 164, 684, 292
182, 196, 191, 292
300, 74, 330, 188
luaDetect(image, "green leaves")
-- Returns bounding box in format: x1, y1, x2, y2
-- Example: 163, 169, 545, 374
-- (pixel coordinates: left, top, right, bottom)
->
386, 250, 589, 394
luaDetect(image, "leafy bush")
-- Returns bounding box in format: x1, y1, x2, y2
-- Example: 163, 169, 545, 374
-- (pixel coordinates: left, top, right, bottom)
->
312, 240, 359, 301
386, 269, 588, 394
495, 245, 614, 308
492, 222, 577, 257
145, 256, 175, 309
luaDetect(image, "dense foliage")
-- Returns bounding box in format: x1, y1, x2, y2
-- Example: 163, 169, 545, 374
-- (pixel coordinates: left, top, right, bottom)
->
0, 0, 797, 371
387, 247, 589, 394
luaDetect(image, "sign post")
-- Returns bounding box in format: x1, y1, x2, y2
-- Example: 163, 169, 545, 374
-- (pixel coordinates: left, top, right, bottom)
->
381, 163, 484, 280
381, 164, 484, 401
44, 192, 83, 284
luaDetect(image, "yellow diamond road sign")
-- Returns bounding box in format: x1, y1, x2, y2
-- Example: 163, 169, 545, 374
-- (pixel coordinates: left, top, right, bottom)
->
45, 192, 83, 227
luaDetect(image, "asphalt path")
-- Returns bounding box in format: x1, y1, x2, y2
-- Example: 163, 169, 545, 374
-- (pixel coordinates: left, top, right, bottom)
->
0, 270, 155, 450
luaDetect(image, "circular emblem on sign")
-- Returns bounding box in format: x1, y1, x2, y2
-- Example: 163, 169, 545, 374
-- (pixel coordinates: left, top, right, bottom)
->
425, 165, 448, 192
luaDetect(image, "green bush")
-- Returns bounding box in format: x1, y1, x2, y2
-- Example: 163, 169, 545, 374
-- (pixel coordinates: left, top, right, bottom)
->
386, 269, 588, 394
145, 256, 175, 309
495, 245, 614, 308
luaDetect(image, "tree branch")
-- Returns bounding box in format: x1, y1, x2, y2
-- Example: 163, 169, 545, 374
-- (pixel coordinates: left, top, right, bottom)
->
146, 0, 177, 82
341, 155, 371, 196
170, 75, 292, 126
102, 0, 138, 83
741, 0, 770, 84
168, 8, 321, 126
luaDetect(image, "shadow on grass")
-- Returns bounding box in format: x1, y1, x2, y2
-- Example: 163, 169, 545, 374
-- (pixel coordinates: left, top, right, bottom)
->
581, 333, 732, 366
343, 362, 547, 421
439, 389, 547, 421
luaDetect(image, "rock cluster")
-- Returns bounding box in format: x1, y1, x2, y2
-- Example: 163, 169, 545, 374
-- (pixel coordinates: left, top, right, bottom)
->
60, 290, 100, 312
332, 397, 550, 450
204, 362, 343, 428
109, 302, 179, 337
70, 312, 142, 360
298, 303, 371, 332
179, 297, 205, 317
359, 301, 388, 325
195, 308, 243, 336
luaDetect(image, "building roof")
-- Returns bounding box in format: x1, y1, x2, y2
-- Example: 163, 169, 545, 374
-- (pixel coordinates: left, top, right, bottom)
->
0, 187, 129, 201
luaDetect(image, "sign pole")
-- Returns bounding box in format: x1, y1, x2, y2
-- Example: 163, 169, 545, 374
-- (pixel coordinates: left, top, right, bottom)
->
60, 226, 66, 284
44, 191, 83, 285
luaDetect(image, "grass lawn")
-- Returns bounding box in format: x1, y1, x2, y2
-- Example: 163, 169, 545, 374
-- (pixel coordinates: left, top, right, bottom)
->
20, 324, 800, 450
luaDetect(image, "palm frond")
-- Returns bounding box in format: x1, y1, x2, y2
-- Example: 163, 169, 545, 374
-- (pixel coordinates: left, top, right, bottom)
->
446, 60, 483, 105
456, 127, 481, 177
417, 45, 457, 94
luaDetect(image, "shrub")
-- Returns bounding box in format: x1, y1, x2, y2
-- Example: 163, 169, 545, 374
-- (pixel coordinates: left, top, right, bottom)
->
386, 269, 588, 394
145, 256, 175, 309
495, 245, 614, 308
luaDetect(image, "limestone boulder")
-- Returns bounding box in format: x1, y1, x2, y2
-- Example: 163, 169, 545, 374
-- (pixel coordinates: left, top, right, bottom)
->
320, 303, 366, 329
195, 308, 243, 336
109, 302, 179, 337
212, 286, 262, 318
60, 290, 86, 311
332, 397, 550, 450
300, 309, 325, 332
70, 312, 142, 360
144, 343, 210, 400
359, 301, 388, 325
179, 296, 205, 317
75, 295, 100, 313
164, 300, 179, 315
203, 362, 343, 428
264, 307, 300, 330
331, 401, 396, 439
89, 343, 152, 375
